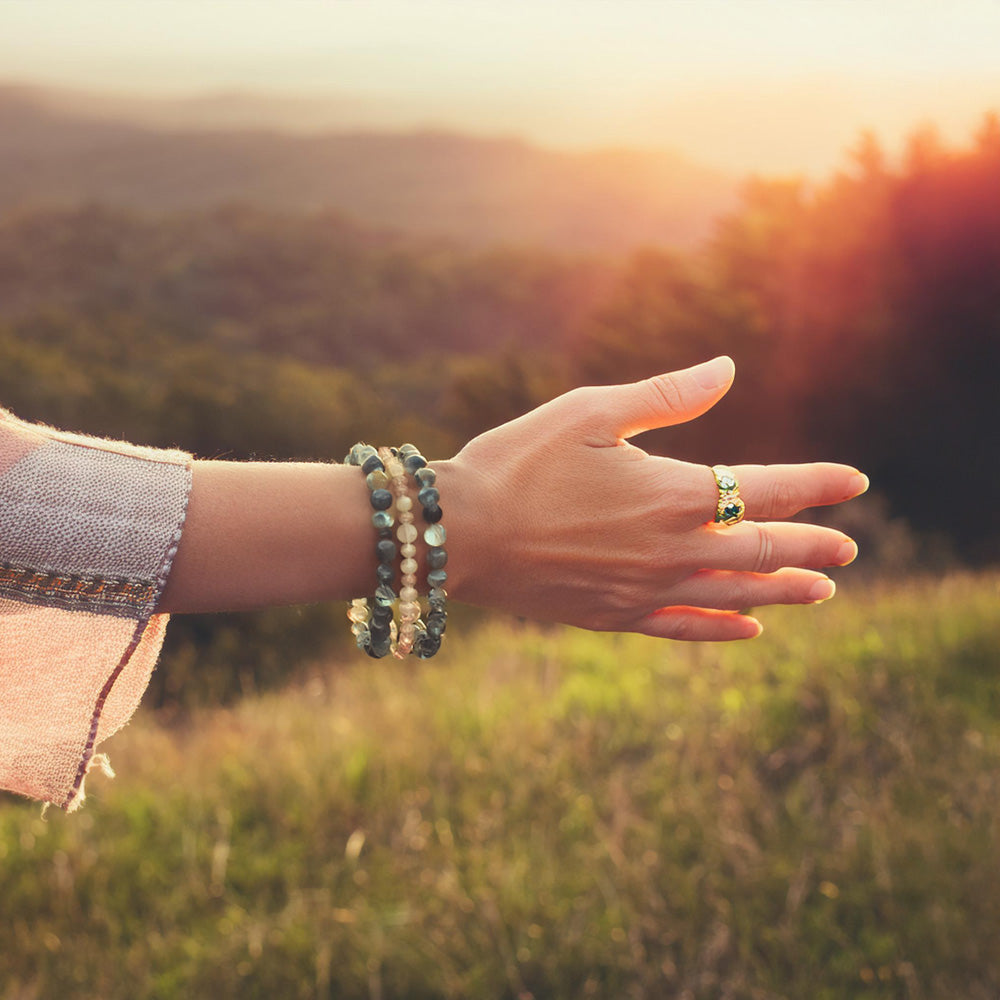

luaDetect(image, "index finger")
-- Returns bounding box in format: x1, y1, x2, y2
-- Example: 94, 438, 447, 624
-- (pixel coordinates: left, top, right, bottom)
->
696, 463, 869, 523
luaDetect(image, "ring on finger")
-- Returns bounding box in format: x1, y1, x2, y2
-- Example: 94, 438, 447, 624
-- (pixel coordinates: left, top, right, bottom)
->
711, 465, 746, 526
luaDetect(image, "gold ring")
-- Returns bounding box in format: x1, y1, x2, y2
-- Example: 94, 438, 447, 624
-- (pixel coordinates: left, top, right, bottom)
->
712, 465, 745, 526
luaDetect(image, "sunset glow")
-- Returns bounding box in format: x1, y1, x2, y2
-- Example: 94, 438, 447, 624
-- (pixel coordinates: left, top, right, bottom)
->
1, 0, 999, 174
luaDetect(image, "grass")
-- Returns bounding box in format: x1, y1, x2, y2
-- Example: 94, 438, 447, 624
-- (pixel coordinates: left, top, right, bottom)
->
2, 572, 1000, 999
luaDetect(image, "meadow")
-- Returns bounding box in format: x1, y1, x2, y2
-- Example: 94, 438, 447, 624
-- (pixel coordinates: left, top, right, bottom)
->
2, 572, 999, 1000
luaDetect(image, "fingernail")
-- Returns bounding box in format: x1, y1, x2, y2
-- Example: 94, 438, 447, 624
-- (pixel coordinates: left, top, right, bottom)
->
836, 539, 858, 565
808, 577, 836, 603
848, 473, 870, 496
693, 356, 735, 390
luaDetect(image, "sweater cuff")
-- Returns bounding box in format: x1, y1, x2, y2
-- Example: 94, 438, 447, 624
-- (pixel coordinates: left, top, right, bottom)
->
0, 408, 192, 810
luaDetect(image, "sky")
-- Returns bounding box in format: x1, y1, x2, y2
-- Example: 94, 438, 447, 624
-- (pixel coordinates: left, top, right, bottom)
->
2, 0, 999, 175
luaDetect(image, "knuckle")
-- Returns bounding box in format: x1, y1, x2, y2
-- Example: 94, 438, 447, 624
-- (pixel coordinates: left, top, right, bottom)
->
564, 385, 600, 408
661, 615, 692, 641
585, 580, 641, 632
605, 578, 645, 618
644, 374, 686, 417
559, 385, 609, 431
723, 578, 752, 610
752, 524, 779, 573
763, 478, 800, 518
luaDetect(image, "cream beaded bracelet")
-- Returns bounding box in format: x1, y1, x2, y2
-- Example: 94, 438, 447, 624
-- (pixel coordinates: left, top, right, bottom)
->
400, 444, 447, 659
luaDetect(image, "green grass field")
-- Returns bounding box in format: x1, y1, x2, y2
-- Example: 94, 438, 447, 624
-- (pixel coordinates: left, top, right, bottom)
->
2, 573, 999, 1000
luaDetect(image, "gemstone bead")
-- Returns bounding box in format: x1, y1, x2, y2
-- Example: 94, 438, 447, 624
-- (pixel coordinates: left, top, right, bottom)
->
369, 488, 393, 511
415, 634, 442, 659
366, 469, 390, 491
401, 557, 419, 575
395, 495, 413, 513
422, 503, 443, 524
400, 543, 416, 558
369, 620, 391, 640
366, 638, 391, 659
361, 454, 385, 476
417, 486, 440, 508
376, 562, 395, 584
428, 569, 448, 589
400, 585, 419, 603
376, 539, 396, 564
397, 523, 418, 544
371, 604, 394, 626
429, 587, 447, 603
374, 584, 396, 606
372, 510, 394, 531
424, 524, 446, 546
403, 454, 427, 473
414, 467, 436, 488
427, 547, 448, 570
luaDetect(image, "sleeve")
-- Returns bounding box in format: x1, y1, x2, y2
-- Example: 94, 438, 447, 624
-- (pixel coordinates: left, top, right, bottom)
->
0, 406, 192, 811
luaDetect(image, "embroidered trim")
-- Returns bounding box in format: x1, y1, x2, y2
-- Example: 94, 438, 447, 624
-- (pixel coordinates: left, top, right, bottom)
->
0, 562, 156, 617
63, 618, 146, 811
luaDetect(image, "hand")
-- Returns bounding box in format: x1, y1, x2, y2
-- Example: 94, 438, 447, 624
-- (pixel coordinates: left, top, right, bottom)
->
438, 357, 867, 641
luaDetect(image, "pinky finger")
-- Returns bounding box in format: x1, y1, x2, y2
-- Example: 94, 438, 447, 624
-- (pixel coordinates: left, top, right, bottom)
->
635, 606, 763, 642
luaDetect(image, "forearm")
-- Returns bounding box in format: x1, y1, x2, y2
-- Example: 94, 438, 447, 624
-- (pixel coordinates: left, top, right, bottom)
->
159, 459, 377, 612
158, 457, 475, 614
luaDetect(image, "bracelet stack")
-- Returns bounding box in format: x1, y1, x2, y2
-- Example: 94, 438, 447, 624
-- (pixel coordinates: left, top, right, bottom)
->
344, 442, 447, 659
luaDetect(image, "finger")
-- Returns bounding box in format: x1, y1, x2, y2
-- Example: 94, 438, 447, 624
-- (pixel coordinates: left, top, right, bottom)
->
686, 521, 858, 574
591, 356, 736, 441
657, 568, 836, 611
635, 606, 762, 642
693, 463, 869, 524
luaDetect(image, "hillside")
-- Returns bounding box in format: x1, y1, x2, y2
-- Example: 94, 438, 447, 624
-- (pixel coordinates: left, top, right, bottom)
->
0, 84, 736, 252
2, 574, 1000, 997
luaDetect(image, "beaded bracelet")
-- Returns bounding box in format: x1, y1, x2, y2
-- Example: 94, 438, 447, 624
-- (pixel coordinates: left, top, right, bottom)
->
398, 444, 448, 659
345, 443, 397, 658
380, 446, 421, 658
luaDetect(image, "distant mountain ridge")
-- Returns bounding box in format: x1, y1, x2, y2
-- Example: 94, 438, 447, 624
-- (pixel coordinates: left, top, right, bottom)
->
0, 83, 736, 252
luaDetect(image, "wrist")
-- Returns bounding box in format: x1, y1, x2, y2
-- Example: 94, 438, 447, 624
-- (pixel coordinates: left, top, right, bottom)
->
429, 456, 494, 607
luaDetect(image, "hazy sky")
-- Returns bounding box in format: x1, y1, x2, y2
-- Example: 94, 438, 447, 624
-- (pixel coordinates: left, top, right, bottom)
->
2, 0, 999, 174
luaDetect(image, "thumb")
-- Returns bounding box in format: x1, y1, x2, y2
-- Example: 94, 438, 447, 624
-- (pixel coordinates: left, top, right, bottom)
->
610, 357, 736, 439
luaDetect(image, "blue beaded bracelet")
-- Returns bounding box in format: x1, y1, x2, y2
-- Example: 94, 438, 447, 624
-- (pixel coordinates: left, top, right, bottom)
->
398, 444, 447, 659
345, 442, 397, 658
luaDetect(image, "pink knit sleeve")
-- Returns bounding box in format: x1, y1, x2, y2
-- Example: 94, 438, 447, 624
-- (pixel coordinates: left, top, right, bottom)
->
0, 407, 192, 810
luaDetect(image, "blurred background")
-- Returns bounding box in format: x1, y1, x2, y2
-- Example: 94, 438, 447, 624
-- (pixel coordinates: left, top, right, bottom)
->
1, 2, 999, 997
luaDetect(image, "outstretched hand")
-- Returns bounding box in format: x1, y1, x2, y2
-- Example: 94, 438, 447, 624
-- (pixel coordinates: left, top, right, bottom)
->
438, 357, 867, 641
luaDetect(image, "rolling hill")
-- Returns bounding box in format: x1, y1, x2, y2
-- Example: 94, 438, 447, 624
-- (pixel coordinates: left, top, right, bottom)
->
0, 84, 735, 252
